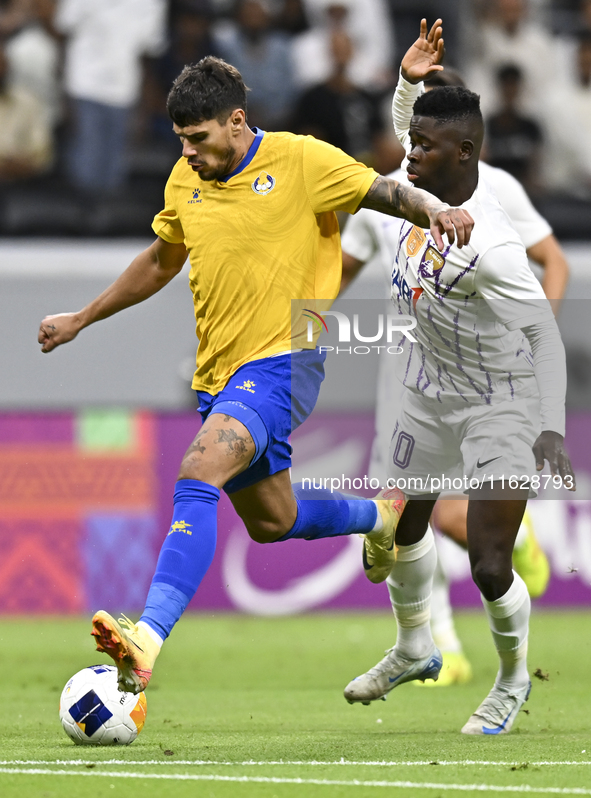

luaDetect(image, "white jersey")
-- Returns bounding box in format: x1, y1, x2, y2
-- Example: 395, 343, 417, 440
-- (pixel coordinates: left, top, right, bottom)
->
341, 74, 562, 478
392, 179, 552, 407
340, 164, 551, 298
479, 163, 551, 249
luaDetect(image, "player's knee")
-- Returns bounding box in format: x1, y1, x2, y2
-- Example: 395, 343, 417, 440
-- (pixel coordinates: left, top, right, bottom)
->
243, 518, 289, 544
178, 452, 206, 478
177, 453, 227, 487
470, 556, 512, 597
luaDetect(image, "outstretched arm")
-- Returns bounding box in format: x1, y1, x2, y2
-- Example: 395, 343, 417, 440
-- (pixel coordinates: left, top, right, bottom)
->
38, 237, 188, 353
523, 319, 575, 489
358, 175, 473, 250
526, 234, 570, 315
340, 252, 366, 293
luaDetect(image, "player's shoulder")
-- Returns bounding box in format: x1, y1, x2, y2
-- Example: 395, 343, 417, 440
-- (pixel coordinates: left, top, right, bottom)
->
478, 161, 522, 194
259, 129, 307, 155
465, 180, 523, 252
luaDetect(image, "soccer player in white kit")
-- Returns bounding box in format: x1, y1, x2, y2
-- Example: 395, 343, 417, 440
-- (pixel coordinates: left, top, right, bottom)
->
342, 77, 575, 733
340, 20, 569, 688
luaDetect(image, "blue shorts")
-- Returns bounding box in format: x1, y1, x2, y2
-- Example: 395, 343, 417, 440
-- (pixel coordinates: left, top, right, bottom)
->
196, 348, 326, 494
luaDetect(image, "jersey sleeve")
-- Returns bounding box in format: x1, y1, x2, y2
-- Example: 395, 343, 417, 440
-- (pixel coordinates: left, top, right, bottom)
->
302, 136, 379, 215
522, 320, 566, 435
391, 72, 423, 154
152, 176, 185, 244
480, 165, 552, 249
340, 209, 380, 262
474, 241, 554, 330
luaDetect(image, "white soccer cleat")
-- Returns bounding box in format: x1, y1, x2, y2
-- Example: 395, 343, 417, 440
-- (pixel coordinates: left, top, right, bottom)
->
461, 680, 531, 735
344, 646, 442, 704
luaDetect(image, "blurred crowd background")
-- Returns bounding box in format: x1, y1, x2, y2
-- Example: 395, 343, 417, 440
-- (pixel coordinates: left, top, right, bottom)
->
0, 0, 590, 236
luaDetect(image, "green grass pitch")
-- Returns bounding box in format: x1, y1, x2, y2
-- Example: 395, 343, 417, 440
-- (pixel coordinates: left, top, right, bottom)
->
0, 610, 590, 797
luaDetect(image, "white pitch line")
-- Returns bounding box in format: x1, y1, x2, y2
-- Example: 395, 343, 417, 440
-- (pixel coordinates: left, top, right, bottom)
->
0, 767, 591, 794
0, 759, 590, 768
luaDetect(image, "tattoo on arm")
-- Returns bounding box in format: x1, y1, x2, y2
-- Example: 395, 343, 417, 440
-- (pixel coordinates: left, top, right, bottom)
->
215, 427, 253, 459
359, 175, 432, 226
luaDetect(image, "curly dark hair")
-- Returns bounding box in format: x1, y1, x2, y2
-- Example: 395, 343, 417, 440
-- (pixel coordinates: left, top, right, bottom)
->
413, 86, 482, 126
167, 56, 249, 126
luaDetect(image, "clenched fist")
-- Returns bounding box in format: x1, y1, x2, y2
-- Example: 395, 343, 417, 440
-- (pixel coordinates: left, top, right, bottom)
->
38, 312, 83, 353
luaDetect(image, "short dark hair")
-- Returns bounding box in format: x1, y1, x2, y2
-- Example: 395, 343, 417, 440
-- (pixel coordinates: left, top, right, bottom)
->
424, 68, 466, 89
413, 86, 482, 126
496, 63, 522, 84
167, 56, 248, 127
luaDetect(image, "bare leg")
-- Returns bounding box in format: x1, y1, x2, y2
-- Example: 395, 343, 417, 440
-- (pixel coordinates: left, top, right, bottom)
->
466, 483, 527, 601
178, 411, 256, 486
395, 496, 438, 546
432, 497, 468, 548
229, 468, 297, 543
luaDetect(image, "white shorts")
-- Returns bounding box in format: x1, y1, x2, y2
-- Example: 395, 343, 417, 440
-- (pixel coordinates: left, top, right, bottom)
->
387, 389, 541, 497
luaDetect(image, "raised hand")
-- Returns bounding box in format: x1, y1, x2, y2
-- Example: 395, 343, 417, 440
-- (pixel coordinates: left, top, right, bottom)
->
401, 18, 444, 85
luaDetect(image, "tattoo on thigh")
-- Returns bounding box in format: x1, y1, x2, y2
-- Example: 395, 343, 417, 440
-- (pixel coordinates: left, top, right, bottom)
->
188, 430, 206, 455
215, 427, 252, 459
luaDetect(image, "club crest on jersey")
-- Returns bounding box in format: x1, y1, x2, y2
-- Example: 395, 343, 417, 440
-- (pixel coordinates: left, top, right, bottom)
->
406, 226, 426, 257
418, 246, 445, 279
251, 171, 276, 196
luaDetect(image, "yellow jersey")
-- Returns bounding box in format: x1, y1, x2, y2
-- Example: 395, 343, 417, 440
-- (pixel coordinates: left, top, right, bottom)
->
152, 128, 378, 394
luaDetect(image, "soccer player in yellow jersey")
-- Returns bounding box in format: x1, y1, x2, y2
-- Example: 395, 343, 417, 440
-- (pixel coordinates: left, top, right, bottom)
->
38, 57, 473, 694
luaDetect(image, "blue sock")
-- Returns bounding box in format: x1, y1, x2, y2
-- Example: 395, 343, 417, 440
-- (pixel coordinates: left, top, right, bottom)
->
275, 482, 378, 541
140, 479, 219, 640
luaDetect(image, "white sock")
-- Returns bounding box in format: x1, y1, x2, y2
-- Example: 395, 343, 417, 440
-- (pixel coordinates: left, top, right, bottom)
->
481, 571, 530, 692
386, 525, 437, 660
430, 553, 463, 654
137, 621, 164, 648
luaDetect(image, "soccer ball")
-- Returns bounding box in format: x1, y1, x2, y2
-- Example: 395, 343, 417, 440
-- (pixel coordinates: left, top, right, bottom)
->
59, 665, 147, 745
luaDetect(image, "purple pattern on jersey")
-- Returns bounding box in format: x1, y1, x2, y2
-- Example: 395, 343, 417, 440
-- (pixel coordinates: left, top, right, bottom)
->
426, 304, 458, 358
433, 252, 479, 298
416, 349, 431, 394
507, 372, 515, 400
396, 225, 412, 261
421, 303, 494, 403
392, 225, 415, 311
516, 334, 535, 367
403, 341, 414, 385
392, 225, 530, 406
390, 420, 399, 443
466, 331, 494, 403
442, 362, 468, 401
